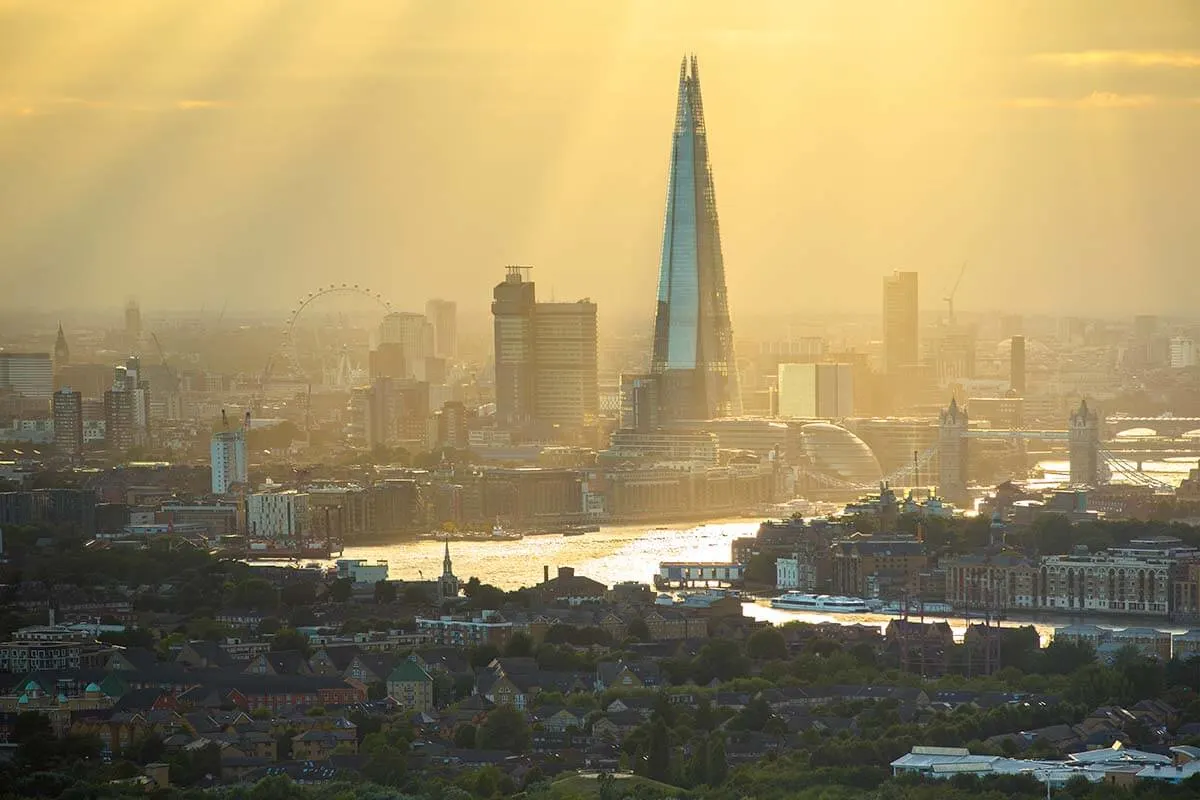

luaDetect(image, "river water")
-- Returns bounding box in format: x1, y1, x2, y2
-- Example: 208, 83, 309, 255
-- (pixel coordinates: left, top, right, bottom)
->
330, 519, 1197, 646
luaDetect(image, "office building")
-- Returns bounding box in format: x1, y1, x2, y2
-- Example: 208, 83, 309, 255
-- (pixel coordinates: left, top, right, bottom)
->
52, 388, 84, 457
777, 363, 854, 419
0, 353, 53, 398
491, 267, 599, 435
124, 300, 142, 346
883, 271, 918, 375
1010, 335, 1026, 394
648, 56, 740, 422
619, 374, 661, 432
438, 401, 469, 450
534, 301, 598, 428
379, 312, 433, 379
493, 266, 537, 428
362, 378, 430, 450
247, 490, 310, 541
211, 421, 248, 495
1170, 337, 1196, 369
426, 299, 458, 359
368, 343, 406, 381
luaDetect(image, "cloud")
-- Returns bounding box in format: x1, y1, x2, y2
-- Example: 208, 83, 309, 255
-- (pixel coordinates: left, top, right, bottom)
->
1033, 50, 1200, 69
175, 99, 227, 111
0, 97, 228, 116
1005, 91, 1176, 109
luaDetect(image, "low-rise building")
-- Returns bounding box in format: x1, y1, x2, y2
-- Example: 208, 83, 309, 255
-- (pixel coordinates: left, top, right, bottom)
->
416, 613, 513, 648
386, 659, 434, 713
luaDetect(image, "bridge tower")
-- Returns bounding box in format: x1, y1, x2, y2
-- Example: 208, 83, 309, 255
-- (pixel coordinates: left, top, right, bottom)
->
938, 398, 969, 503
1069, 399, 1100, 485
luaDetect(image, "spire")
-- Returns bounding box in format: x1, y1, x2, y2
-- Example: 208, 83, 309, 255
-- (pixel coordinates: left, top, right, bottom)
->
443, 541, 452, 577
54, 322, 70, 366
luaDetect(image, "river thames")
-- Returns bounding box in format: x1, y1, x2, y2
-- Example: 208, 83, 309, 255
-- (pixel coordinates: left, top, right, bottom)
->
328, 518, 1195, 646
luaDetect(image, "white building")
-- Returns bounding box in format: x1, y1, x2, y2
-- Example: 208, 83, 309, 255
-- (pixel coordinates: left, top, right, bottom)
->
777, 363, 853, 419
1039, 549, 1172, 616
336, 559, 390, 584
775, 557, 816, 590
1169, 337, 1197, 369
0, 353, 53, 398
247, 490, 310, 541
211, 428, 248, 494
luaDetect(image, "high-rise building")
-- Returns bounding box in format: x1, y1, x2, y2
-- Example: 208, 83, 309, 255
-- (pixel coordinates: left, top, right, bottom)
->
426, 299, 458, 359
1169, 337, 1196, 369
52, 388, 83, 457
103, 357, 150, 453
247, 490, 310, 541
491, 267, 599, 435
648, 56, 740, 423
437, 400, 470, 450
124, 300, 142, 346
369, 342, 407, 380
53, 324, 70, 368
534, 301, 598, 428
379, 312, 433, 379
777, 363, 854, 419
1010, 335, 1026, 394
883, 271, 918, 375
211, 413, 248, 495
0, 353, 53, 398
619, 374, 661, 433
492, 266, 537, 429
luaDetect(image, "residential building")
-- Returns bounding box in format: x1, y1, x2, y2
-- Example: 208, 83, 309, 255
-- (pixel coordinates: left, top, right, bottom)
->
210, 424, 248, 495
831, 535, 928, 600
648, 56, 740, 422
52, 388, 84, 457
247, 490, 310, 542
416, 613, 512, 648
103, 357, 150, 453
386, 660, 435, 712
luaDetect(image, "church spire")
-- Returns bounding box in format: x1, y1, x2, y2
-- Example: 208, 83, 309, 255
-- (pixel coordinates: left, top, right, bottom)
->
443, 540, 453, 577
54, 323, 70, 366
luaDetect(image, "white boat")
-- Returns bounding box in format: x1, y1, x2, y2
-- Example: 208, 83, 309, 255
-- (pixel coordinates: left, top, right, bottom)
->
770, 593, 872, 613
880, 600, 954, 615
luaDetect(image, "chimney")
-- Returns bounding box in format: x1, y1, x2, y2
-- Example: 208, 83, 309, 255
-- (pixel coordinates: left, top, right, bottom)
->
558, 566, 574, 580
543, 565, 549, 584
244, 411, 251, 431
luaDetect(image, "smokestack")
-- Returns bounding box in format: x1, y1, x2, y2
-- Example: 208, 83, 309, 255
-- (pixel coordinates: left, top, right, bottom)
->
244, 411, 251, 431
1010, 335, 1026, 395
221, 409, 228, 429
544, 565, 549, 584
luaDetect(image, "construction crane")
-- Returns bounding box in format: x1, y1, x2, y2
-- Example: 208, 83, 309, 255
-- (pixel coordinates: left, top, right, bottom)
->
943, 262, 967, 325
150, 332, 168, 367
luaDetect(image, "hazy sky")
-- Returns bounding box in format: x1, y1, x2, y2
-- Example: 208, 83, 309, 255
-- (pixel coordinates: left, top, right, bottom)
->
2, 0, 1199, 321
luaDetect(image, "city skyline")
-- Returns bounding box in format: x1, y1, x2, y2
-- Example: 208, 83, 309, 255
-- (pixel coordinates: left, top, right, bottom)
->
2, 1, 1200, 317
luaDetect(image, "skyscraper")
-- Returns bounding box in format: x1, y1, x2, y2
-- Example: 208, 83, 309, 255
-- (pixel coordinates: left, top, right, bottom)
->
425, 299, 458, 360
648, 55, 740, 422
883, 271, 918, 375
211, 412, 248, 495
492, 266, 537, 429
379, 312, 434, 379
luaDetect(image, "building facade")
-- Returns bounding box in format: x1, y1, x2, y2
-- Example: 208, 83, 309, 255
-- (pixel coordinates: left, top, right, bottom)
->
425, 299, 458, 360
777, 363, 854, 419
210, 427, 248, 495
0, 352, 53, 398
247, 491, 310, 542
883, 271, 918, 375
52, 388, 84, 457
648, 56, 740, 423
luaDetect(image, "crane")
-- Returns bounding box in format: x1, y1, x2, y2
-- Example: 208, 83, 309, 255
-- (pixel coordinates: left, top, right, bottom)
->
943, 262, 967, 325
150, 332, 168, 367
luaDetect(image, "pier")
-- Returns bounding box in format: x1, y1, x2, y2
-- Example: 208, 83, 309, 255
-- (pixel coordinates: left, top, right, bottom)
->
656, 561, 744, 589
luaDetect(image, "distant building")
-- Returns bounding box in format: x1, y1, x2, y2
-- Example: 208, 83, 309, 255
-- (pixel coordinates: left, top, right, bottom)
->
368, 342, 407, 380
53, 324, 70, 368
777, 363, 853, 419
493, 266, 537, 429
379, 312, 433, 380
52, 388, 84, 457
1170, 337, 1196, 369
425, 299, 458, 360
103, 357, 150, 453
210, 423, 248, 495
883, 271, 918, 375
1010, 335, 1026, 394
437, 401, 469, 450
247, 490, 310, 542
0, 353, 53, 398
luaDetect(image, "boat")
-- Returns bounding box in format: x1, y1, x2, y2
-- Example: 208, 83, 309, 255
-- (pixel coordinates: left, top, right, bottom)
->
880, 600, 954, 615
770, 593, 873, 613
562, 529, 585, 537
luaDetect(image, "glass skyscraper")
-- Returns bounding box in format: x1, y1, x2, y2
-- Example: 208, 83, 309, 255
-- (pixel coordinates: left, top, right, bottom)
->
649, 55, 740, 422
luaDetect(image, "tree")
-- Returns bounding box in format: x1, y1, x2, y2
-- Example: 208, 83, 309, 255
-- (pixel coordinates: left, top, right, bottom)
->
258, 617, 282, 635
476, 706, 531, 753
627, 618, 651, 642
706, 735, 728, 786
362, 745, 408, 787
454, 724, 477, 748
269, 628, 311, 657
329, 578, 353, 603
280, 581, 316, 608
229, 578, 279, 611
374, 580, 397, 604
504, 632, 534, 658
644, 717, 671, 782
469, 643, 501, 669
747, 628, 788, 661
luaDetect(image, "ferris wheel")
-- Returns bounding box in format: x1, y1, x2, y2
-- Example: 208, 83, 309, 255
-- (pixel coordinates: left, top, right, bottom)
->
267, 283, 394, 384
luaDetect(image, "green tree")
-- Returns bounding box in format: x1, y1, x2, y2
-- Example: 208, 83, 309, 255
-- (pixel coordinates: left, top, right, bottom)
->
627, 617, 651, 641
476, 706, 531, 753
469, 643, 501, 669
454, 724, 477, 748
269, 628, 311, 657
706, 735, 728, 786
744, 553, 777, 586
362, 744, 409, 787
644, 717, 671, 782
329, 578, 353, 603
747, 628, 788, 660
374, 580, 397, 604
280, 581, 316, 608
230, 578, 279, 611
504, 632, 534, 658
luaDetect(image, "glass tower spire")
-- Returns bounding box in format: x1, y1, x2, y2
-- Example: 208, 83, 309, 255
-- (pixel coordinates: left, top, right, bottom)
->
650, 55, 740, 421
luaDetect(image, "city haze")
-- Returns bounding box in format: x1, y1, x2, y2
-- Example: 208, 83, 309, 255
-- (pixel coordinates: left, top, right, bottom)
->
3, 0, 1200, 317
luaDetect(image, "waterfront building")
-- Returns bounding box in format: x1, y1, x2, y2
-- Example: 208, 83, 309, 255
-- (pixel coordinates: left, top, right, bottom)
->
52, 388, 84, 457
943, 553, 1038, 611
883, 271, 918, 375
603, 429, 719, 465
777, 363, 854, 419
1038, 548, 1171, 616
247, 490, 310, 542
831, 535, 928, 600
0, 352, 53, 398
335, 559, 389, 584
1109, 627, 1172, 661
648, 56, 740, 422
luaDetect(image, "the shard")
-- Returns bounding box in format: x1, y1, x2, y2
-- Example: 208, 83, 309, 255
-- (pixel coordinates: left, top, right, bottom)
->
650, 55, 740, 422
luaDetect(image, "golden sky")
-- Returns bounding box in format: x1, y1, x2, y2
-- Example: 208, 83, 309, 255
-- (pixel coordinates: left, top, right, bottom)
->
1, 0, 1199, 320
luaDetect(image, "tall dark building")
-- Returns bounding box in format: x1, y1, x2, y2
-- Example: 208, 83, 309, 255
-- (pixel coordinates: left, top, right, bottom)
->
883, 271, 919, 375
648, 56, 740, 422
1010, 335, 1026, 395
54, 323, 70, 367
492, 266, 537, 429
